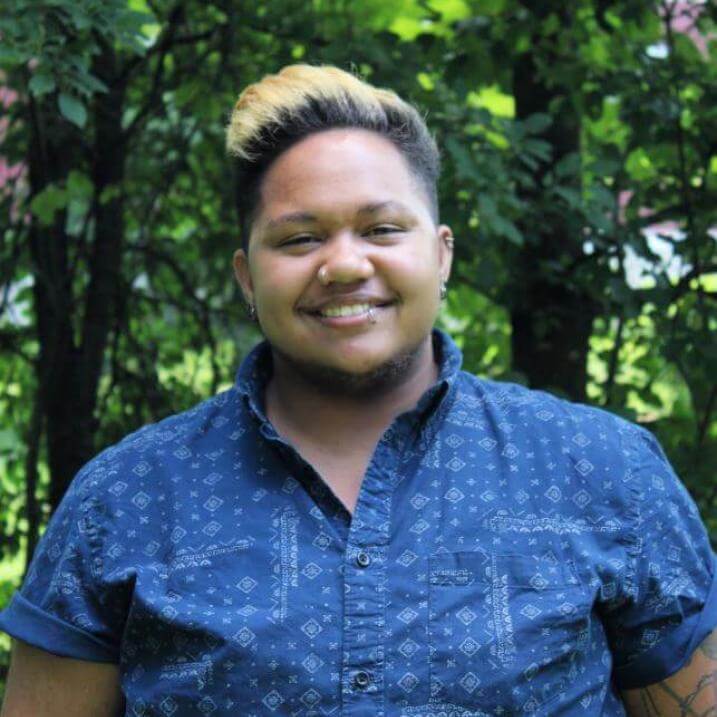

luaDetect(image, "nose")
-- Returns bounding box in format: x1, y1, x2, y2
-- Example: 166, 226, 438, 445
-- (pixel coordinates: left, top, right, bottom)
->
318, 232, 374, 285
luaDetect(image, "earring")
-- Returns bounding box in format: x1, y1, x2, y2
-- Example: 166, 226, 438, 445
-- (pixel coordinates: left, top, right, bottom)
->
247, 302, 257, 321
440, 281, 447, 301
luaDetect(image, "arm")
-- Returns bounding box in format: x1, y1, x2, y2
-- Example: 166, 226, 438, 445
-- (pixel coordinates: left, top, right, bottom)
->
0, 639, 124, 717
621, 628, 717, 716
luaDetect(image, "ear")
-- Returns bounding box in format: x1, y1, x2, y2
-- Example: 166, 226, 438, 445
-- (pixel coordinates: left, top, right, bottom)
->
232, 248, 254, 305
437, 224, 454, 284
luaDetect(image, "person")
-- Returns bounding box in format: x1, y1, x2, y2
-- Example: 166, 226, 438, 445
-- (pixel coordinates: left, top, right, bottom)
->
1, 64, 716, 717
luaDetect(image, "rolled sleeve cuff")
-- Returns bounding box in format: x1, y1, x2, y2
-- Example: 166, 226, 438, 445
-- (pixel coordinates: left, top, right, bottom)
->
614, 553, 717, 690
0, 592, 118, 663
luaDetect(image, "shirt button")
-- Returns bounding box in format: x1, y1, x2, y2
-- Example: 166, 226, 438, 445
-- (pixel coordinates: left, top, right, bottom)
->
356, 551, 371, 568
353, 670, 371, 689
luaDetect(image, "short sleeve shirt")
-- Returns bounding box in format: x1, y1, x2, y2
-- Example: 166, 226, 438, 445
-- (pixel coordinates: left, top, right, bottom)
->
2, 329, 716, 716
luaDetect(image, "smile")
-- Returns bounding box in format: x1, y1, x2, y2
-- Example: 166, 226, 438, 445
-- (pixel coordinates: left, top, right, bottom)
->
303, 301, 394, 327
303, 299, 395, 317
319, 303, 373, 318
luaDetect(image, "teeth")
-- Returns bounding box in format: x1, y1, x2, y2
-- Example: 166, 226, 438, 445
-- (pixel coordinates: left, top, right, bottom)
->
320, 303, 372, 318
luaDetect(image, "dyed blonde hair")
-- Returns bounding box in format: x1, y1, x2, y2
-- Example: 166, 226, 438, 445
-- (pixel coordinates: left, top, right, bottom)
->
226, 64, 440, 245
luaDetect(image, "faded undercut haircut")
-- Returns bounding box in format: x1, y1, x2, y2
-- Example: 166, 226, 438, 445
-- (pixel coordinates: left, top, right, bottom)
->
225, 64, 441, 250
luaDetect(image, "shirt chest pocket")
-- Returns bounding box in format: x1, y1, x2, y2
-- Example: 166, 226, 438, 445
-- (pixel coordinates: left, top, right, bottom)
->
163, 541, 256, 606
428, 551, 591, 714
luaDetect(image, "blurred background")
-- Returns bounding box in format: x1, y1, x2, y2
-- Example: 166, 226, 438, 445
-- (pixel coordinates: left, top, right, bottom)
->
0, 0, 716, 691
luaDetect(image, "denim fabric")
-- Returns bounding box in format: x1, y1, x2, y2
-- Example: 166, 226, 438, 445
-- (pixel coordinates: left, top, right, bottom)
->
2, 329, 716, 716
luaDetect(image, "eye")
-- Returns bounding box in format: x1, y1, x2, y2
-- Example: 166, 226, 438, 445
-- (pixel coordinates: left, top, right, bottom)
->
365, 225, 403, 237
280, 234, 320, 248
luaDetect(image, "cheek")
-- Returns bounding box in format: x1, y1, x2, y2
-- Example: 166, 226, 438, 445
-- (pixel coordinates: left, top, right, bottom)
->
251, 258, 311, 320
384, 247, 440, 297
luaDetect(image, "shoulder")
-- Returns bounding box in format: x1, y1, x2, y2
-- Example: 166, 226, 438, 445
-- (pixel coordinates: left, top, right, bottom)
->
42, 386, 247, 577
452, 370, 643, 447
447, 372, 659, 511
70, 386, 243, 502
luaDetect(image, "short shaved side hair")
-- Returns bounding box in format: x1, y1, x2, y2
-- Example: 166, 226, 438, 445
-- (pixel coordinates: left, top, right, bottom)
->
226, 64, 441, 248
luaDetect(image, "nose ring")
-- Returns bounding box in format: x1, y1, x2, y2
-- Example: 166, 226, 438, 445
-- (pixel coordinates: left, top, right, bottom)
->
318, 265, 329, 285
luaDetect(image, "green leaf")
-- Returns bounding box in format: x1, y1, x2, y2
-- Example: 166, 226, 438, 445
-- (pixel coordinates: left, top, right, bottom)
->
522, 138, 553, 162
554, 186, 583, 209
491, 215, 523, 245
58, 93, 87, 128
0, 429, 20, 453
67, 171, 93, 200
81, 74, 110, 94
0, 45, 29, 66
445, 136, 479, 182
554, 152, 581, 179
522, 113, 553, 134
99, 185, 121, 205
28, 72, 56, 96
30, 184, 68, 225
66, 198, 90, 237
467, 85, 515, 118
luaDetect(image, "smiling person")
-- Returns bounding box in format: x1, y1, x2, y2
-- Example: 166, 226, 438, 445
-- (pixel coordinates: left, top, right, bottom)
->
1, 65, 717, 717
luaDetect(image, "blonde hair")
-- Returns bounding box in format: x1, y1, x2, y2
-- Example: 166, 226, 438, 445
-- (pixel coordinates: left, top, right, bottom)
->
226, 64, 440, 243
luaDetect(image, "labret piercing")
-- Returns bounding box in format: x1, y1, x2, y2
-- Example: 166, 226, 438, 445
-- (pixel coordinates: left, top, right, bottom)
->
367, 306, 377, 324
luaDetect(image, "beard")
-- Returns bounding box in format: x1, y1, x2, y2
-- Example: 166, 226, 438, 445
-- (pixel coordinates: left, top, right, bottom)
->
269, 336, 431, 400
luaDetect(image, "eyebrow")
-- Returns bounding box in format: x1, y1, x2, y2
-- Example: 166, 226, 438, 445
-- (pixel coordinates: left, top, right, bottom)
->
263, 201, 412, 232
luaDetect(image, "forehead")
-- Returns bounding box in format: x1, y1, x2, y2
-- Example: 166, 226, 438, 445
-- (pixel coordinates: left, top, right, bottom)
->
255, 129, 429, 222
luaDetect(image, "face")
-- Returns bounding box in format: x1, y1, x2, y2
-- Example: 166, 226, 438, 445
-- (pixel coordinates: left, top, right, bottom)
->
233, 128, 453, 390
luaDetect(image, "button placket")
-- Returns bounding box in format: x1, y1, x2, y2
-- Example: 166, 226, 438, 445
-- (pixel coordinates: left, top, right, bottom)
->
341, 443, 403, 714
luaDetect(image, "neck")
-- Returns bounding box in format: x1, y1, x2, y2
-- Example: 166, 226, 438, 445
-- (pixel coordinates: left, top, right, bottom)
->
265, 335, 439, 443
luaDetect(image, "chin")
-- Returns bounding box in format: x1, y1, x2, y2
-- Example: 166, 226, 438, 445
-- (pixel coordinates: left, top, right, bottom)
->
329, 350, 391, 373
274, 342, 425, 398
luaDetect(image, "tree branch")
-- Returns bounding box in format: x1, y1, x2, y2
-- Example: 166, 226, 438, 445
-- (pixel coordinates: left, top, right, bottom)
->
118, 2, 186, 84
603, 312, 625, 407
697, 384, 717, 449
22, 384, 44, 574
120, 4, 187, 142
127, 242, 220, 389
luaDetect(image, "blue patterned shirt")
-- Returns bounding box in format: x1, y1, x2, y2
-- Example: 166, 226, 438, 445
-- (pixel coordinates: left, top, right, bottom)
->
2, 330, 717, 716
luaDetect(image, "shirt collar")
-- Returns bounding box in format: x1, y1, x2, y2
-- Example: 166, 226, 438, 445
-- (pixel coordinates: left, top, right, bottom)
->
235, 328, 463, 426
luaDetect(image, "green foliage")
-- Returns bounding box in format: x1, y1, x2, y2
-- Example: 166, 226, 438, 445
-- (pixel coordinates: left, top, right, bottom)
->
0, 0, 716, 694
438, 284, 512, 379
1, 0, 153, 128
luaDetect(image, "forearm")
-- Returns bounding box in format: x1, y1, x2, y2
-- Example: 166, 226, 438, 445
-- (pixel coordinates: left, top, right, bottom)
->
0, 639, 124, 717
621, 629, 717, 716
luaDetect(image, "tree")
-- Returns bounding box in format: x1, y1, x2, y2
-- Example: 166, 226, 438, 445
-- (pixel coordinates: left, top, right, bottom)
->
0, 0, 715, 691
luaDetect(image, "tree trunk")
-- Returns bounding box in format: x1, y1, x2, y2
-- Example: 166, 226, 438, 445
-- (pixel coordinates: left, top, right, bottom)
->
510, 4, 598, 402
27, 42, 127, 524
27, 92, 81, 519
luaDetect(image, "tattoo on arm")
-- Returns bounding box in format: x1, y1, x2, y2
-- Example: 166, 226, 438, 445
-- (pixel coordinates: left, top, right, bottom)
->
622, 629, 717, 716
637, 687, 662, 716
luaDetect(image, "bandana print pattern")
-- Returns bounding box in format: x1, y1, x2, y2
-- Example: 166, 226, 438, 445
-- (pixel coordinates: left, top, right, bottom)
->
2, 330, 716, 716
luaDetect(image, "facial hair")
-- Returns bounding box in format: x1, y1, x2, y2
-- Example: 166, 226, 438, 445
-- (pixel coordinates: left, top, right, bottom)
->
270, 337, 430, 400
